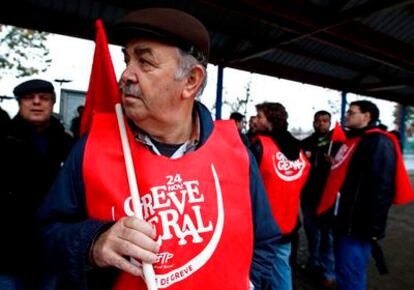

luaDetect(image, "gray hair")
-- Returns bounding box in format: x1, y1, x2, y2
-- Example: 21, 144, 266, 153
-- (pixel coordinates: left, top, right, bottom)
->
175, 48, 207, 97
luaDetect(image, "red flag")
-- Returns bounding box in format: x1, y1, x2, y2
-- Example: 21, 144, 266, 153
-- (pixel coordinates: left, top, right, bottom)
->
331, 121, 347, 142
80, 19, 121, 135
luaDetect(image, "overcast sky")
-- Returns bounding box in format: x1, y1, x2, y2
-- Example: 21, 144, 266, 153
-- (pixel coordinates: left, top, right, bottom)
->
0, 32, 397, 132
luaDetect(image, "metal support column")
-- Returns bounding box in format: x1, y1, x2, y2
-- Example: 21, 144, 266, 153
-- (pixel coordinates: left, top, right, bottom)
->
215, 65, 224, 120
340, 91, 347, 126
399, 105, 407, 152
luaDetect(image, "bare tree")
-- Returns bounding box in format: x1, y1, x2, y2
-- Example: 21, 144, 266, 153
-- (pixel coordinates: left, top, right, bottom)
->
223, 74, 253, 115
328, 98, 340, 115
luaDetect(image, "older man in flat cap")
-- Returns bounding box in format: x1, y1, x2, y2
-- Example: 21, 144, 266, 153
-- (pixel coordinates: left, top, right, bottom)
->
0, 79, 73, 289
37, 8, 281, 290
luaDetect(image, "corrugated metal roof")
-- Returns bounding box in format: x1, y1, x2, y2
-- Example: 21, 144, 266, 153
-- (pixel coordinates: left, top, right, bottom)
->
342, 0, 372, 11
1, 0, 414, 104
363, 8, 414, 45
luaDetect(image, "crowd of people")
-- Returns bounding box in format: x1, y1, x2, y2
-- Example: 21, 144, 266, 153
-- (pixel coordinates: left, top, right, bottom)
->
0, 7, 412, 290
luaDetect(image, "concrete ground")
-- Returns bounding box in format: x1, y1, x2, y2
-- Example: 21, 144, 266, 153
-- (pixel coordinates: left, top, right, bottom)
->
294, 203, 414, 290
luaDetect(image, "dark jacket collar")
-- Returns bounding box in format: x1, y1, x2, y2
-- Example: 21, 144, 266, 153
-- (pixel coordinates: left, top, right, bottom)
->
11, 114, 65, 137
194, 101, 214, 147
346, 124, 377, 138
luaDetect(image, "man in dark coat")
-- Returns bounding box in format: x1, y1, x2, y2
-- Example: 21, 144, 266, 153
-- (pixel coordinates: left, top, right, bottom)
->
300, 111, 336, 289
0, 105, 11, 137
0, 79, 73, 290
230, 111, 250, 146
325, 100, 396, 290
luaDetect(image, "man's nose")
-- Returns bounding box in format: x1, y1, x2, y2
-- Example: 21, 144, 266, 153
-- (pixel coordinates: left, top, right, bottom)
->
32, 95, 42, 103
121, 65, 138, 84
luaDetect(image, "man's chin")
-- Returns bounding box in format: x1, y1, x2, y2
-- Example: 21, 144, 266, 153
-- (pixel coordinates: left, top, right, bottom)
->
123, 96, 144, 106
124, 106, 146, 120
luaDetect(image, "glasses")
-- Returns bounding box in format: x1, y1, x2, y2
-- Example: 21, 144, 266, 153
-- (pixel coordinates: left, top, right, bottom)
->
346, 110, 362, 116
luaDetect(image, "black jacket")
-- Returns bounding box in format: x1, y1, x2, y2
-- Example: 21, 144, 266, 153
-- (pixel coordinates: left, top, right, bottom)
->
0, 106, 10, 137
300, 131, 342, 210
335, 128, 396, 240
0, 114, 73, 273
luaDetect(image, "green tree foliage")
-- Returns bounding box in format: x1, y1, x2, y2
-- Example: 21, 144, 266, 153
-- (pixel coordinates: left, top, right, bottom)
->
0, 25, 51, 79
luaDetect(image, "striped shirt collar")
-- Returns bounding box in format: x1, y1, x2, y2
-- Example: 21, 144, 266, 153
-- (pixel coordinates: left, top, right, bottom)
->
131, 111, 200, 158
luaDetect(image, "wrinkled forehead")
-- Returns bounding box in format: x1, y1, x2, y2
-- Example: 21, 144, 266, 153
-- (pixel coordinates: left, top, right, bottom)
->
123, 38, 179, 58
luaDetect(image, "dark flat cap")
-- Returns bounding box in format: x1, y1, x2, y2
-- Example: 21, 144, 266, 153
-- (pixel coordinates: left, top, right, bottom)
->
112, 8, 210, 65
13, 79, 55, 98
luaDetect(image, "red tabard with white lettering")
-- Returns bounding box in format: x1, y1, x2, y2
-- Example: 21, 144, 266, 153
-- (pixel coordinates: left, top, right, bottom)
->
257, 135, 310, 234
317, 129, 414, 215
316, 136, 360, 215
83, 114, 253, 290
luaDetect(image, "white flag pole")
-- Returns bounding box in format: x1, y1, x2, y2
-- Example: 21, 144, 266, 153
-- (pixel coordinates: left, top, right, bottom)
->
115, 103, 158, 290
327, 140, 333, 156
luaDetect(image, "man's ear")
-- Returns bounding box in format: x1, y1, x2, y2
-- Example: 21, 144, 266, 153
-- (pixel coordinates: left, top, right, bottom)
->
182, 65, 205, 99
363, 112, 371, 124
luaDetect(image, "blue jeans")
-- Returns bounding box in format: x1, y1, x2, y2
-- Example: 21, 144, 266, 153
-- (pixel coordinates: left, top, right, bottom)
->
302, 206, 335, 280
272, 242, 292, 290
335, 236, 372, 290
0, 275, 23, 290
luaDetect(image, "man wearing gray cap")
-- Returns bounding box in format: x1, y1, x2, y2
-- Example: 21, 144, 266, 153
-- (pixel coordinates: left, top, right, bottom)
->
37, 8, 281, 290
0, 79, 73, 289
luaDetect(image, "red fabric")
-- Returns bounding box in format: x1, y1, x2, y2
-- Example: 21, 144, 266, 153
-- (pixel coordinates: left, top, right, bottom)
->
83, 116, 253, 290
376, 130, 414, 205
317, 137, 360, 215
317, 129, 414, 215
331, 121, 347, 143
257, 135, 310, 234
80, 19, 121, 135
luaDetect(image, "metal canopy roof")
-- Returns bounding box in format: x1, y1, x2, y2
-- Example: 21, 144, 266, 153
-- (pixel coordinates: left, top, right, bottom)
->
1, 0, 414, 105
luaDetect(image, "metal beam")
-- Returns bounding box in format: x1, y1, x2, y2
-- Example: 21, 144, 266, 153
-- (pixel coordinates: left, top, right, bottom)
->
341, 91, 347, 126
270, 46, 414, 90
210, 0, 414, 71
215, 65, 224, 120
327, 23, 414, 68
400, 105, 407, 152
226, 59, 412, 105
359, 84, 408, 92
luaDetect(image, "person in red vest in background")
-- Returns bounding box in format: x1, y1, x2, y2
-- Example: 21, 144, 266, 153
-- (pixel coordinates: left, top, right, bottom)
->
251, 102, 310, 290
36, 8, 282, 290
318, 100, 414, 290
300, 111, 337, 289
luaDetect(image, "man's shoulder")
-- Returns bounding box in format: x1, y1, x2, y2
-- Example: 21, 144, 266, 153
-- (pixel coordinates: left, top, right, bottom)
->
358, 130, 396, 155
363, 130, 393, 144
6, 118, 29, 141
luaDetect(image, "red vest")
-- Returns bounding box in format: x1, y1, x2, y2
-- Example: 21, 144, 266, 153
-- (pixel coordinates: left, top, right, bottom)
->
317, 129, 414, 215
83, 114, 253, 290
257, 135, 310, 234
